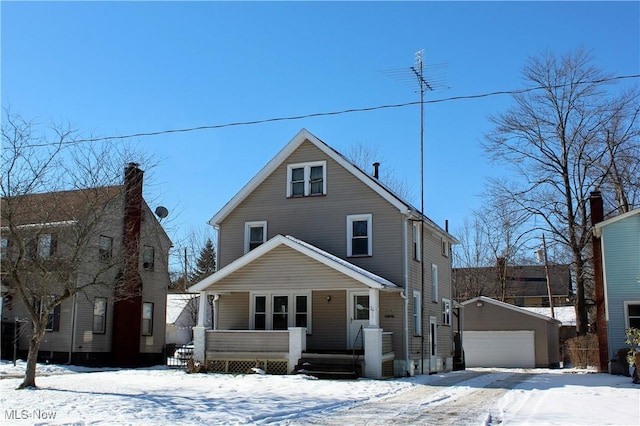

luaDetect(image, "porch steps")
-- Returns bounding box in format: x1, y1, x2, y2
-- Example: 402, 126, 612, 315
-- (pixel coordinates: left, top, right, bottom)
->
294, 353, 362, 380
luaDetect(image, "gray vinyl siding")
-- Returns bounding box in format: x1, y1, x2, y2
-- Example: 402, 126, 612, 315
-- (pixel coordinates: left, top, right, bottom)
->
218, 140, 405, 286
379, 291, 404, 358
463, 302, 559, 367
600, 212, 640, 355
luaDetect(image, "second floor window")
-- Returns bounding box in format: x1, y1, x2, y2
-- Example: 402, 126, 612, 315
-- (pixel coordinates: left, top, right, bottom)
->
431, 264, 439, 302
413, 223, 421, 261
286, 161, 327, 197
347, 214, 372, 257
0, 237, 8, 259
442, 298, 451, 326
143, 245, 155, 270
99, 236, 113, 262
37, 234, 56, 258
244, 221, 267, 253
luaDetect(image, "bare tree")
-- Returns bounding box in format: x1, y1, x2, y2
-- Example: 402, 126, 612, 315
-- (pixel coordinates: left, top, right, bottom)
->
1, 110, 154, 388
482, 49, 639, 335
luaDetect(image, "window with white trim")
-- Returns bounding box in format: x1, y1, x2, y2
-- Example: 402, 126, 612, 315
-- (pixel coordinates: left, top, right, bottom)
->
142, 245, 155, 270
442, 298, 451, 325
244, 221, 267, 253
431, 263, 438, 302
37, 234, 56, 258
413, 290, 422, 336
93, 297, 107, 334
142, 302, 154, 336
413, 223, 421, 261
99, 235, 113, 262
286, 161, 326, 197
441, 238, 449, 257
626, 302, 640, 329
251, 292, 311, 332
347, 214, 372, 257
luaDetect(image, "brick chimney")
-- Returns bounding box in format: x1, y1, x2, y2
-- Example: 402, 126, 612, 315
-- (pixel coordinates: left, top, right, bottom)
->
112, 163, 144, 367
589, 190, 609, 372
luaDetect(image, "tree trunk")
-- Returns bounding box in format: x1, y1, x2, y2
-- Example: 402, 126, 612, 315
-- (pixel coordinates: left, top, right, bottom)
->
17, 326, 45, 389
573, 256, 589, 336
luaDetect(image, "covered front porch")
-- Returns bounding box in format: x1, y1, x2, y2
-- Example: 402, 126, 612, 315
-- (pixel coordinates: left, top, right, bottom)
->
192, 287, 395, 379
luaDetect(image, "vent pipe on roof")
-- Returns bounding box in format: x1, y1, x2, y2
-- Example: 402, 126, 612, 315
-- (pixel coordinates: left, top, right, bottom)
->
372, 162, 380, 179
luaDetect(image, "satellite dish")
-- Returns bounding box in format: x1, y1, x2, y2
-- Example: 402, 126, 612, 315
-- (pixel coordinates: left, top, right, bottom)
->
155, 206, 169, 219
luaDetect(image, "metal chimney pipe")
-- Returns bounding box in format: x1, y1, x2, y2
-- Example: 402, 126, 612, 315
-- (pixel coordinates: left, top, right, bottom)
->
372, 162, 380, 179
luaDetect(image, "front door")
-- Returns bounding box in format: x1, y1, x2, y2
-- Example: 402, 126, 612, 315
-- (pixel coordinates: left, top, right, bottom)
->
348, 291, 369, 350
429, 316, 438, 373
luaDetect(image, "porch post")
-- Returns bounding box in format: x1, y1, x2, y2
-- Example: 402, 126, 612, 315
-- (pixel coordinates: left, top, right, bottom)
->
288, 327, 306, 374
193, 291, 208, 362
368, 288, 380, 327
363, 327, 383, 379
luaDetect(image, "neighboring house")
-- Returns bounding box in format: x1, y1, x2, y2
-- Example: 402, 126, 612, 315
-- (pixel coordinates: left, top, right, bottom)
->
453, 261, 573, 308
166, 293, 199, 346
189, 129, 459, 378
0, 163, 171, 367
461, 296, 561, 368
593, 207, 640, 360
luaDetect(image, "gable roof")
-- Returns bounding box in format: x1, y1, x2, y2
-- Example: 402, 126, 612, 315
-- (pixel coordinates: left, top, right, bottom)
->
208, 129, 457, 243
593, 208, 640, 236
188, 234, 400, 292
461, 296, 562, 325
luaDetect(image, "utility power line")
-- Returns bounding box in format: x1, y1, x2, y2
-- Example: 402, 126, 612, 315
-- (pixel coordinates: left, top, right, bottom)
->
17, 74, 640, 148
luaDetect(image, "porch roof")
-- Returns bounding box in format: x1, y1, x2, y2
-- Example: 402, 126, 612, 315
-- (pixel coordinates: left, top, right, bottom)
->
188, 234, 400, 292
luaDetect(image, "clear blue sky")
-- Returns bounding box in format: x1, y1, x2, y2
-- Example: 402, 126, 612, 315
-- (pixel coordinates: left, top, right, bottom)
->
2, 1, 639, 266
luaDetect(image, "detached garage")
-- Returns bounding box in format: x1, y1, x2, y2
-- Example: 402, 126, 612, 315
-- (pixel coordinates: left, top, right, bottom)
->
461, 297, 561, 368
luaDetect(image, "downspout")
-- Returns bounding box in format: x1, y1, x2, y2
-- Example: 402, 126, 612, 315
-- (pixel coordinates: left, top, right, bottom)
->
67, 292, 77, 364
402, 217, 410, 376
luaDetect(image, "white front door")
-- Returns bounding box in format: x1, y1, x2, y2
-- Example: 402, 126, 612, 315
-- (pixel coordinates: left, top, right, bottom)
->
429, 316, 438, 373
348, 291, 370, 350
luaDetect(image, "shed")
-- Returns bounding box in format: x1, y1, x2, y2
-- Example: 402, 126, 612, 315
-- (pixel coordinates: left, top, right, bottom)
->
461, 296, 561, 368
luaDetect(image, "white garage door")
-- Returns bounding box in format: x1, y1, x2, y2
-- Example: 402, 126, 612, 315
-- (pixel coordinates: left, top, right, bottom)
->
464, 330, 535, 368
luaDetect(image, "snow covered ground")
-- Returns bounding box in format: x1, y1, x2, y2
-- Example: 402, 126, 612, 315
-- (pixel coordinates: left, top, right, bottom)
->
1, 361, 638, 425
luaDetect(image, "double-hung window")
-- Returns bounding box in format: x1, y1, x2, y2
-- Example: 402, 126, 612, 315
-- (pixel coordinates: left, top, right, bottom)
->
0, 237, 8, 259
431, 264, 438, 302
37, 234, 56, 258
347, 214, 372, 257
244, 221, 267, 253
93, 297, 107, 333
142, 302, 154, 336
36, 297, 60, 331
143, 245, 155, 270
413, 223, 421, 261
442, 298, 451, 326
99, 236, 113, 262
286, 161, 326, 197
413, 290, 422, 336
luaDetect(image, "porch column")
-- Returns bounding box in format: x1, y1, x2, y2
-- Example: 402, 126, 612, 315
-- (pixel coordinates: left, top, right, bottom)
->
363, 327, 383, 379
288, 327, 306, 373
193, 291, 208, 362
369, 288, 380, 327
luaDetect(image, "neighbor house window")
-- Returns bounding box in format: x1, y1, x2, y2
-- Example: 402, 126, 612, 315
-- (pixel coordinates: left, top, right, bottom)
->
93, 297, 107, 334
251, 292, 311, 332
625, 302, 640, 329
431, 264, 438, 302
286, 161, 327, 197
36, 297, 60, 332
413, 290, 422, 336
442, 298, 451, 326
347, 214, 372, 257
142, 245, 155, 270
0, 237, 8, 259
244, 221, 267, 253
142, 302, 154, 335
441, 238, 449, 257
99, 236, 113, 262
37, 234, 56, 258
413, 223, 421, 261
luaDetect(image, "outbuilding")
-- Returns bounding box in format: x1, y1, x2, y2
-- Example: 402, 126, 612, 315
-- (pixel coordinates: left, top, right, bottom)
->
461, 296, 561, 368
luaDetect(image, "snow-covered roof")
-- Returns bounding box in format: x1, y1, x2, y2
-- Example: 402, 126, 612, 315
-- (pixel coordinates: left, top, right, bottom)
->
189, 234, 400, 292
166, 293, 198, 324
522, 306, 576, 326
461, 296, 562, 325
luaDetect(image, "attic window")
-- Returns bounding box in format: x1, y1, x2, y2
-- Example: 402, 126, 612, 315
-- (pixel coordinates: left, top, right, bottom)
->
286, 161, 326, 197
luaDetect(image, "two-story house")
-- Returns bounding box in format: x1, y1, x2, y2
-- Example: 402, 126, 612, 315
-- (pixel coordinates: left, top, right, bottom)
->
1, 163, 171, 367
188, 129, 458, 378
